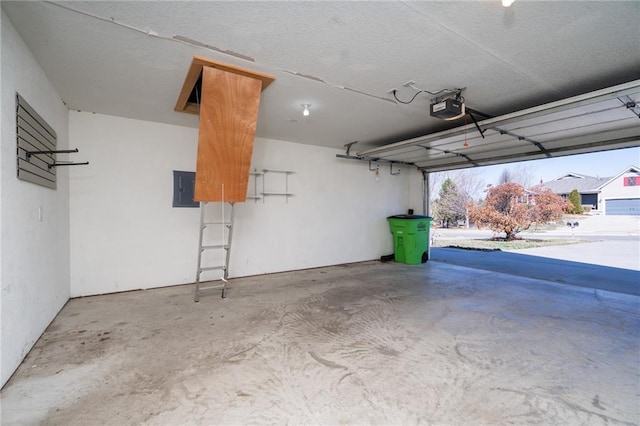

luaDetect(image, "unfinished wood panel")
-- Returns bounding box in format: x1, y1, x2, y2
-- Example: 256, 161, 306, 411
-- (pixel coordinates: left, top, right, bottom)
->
175, 56, 275, 115
194, 66, 262, 202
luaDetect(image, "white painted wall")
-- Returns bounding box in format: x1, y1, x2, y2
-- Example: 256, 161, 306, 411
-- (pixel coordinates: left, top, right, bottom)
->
69, 112, 200, 296
1, 12, 70, 388
69, 111, 420, 297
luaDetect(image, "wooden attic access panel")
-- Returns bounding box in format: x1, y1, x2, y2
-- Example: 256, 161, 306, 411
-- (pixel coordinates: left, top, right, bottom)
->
195, 66, 261, 202
175, 56, 275, 202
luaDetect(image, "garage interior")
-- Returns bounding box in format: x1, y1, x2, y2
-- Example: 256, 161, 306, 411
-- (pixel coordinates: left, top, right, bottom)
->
1, 1, 639, 424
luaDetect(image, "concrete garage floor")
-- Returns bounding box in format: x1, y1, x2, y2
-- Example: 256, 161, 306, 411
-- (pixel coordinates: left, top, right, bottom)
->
2, 261, 639, 425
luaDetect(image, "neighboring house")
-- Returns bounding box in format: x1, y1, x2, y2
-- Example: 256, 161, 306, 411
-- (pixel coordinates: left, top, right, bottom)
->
540, 165, 640, 215
540, 173, 610, 211
597, 165, 640, 215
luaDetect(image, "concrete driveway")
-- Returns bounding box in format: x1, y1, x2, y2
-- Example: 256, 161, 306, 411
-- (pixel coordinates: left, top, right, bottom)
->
523, 215, 640, 270
544, 214, 639, 237
432, 215, 639, 270
505, 239, 640, 270
430, 215, 639, 295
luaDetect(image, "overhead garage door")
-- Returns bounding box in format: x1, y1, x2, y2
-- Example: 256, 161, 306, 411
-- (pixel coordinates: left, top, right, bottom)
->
606, 199, 640, 215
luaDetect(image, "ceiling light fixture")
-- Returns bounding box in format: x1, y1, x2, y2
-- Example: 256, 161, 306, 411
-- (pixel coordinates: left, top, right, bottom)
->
502, 0, 515, 7
302, 104, 311, 116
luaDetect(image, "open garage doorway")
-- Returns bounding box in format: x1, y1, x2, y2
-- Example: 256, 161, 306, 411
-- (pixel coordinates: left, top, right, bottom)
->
424, 148, 640, 295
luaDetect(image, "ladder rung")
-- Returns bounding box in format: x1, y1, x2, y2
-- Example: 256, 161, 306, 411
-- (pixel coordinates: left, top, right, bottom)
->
202, 244, 228, 250
195, 202, 234, 301
199, 284, 226, 291
199, 266, 226, 272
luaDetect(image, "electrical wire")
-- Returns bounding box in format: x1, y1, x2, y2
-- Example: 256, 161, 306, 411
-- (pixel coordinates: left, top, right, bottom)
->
392, 90, 424, 104
392, 87, 461, 104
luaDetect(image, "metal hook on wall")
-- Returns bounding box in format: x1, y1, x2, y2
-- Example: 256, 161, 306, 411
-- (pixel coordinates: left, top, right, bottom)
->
26, 148, 79, 160
26, 148, 89, 169
390, 163, 400, 176
48, 161, 90, 169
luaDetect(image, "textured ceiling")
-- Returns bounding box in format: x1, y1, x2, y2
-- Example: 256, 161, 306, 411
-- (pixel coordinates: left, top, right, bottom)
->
3, 1, 640, 152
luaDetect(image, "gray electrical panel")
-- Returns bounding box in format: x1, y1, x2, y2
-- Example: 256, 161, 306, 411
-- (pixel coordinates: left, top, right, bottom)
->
172, 170, 199, 208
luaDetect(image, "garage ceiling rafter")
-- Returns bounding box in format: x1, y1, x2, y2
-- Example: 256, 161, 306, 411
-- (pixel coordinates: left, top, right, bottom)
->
355, 80, 640, 173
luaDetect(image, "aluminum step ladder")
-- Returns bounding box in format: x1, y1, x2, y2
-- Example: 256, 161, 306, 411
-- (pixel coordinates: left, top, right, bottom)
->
194, 201, 235, 302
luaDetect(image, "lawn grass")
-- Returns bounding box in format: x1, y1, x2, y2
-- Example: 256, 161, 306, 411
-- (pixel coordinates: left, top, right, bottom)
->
432, 238, 595, 251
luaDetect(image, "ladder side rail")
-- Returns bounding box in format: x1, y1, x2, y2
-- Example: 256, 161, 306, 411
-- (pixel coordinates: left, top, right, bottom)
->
194, 201, 207, 302
218, 197, 227, 299
224, 203, 236, 281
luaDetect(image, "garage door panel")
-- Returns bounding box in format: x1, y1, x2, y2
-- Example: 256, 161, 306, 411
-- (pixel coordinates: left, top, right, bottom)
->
356, 80, 640, 170
606, 199, 640, 215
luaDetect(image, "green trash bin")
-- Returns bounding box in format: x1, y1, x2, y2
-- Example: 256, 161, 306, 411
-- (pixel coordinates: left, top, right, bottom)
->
387, 215, 432, 264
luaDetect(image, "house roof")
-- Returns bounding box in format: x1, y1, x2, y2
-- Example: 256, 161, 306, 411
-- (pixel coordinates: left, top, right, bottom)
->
596, 165, 640, 191
542, 173, 611, 194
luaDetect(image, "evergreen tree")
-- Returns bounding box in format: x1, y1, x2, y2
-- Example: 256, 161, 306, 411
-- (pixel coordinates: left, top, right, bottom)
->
567, 189, 583, 214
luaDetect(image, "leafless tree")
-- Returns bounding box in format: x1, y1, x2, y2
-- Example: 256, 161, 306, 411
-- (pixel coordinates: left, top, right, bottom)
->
430, 168, 486, 227
496, 164, 536, 188
498, 169, 513, 185
454, 168, 486, 201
